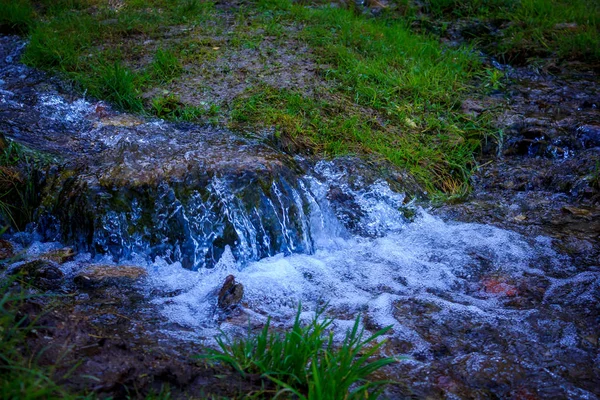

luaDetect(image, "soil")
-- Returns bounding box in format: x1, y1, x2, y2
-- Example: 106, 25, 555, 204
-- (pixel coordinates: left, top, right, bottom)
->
10, 278, 267, 399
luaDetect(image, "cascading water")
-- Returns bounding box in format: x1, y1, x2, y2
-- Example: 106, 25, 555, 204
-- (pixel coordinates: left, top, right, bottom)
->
1, 35, 598, 398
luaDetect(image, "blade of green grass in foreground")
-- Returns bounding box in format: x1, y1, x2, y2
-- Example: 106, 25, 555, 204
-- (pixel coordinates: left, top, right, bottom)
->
198, 305, 396, 399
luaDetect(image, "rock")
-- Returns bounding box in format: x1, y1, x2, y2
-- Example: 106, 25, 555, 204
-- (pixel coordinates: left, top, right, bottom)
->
40, 247, 76, 264
0, 239, 14, 260
481, 277, 518, 297
554, 22, 578, 31
578, 125, 600, 148
217, 275, 244, 311
10, 259, 64, 290
561, 206, 592, 217
74, 265, 147, 288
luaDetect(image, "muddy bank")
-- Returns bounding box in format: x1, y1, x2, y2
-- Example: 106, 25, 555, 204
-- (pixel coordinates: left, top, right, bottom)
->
6, 274, 266, 399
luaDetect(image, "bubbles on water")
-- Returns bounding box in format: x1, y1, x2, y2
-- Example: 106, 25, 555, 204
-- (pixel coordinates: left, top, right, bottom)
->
37, 94, 94, 125
146, 166, 571, 360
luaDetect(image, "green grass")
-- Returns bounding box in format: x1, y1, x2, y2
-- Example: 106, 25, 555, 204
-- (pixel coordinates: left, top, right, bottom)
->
421, 0, 600, 64
13, 0, 504, 196
0, 138, 41, 230
151, 49, 183, 84
0, 277, 83, 400
199, 305, 396, 399
6, 0, 598, 196
0, 0, 34, 34
0, 275, 176, 399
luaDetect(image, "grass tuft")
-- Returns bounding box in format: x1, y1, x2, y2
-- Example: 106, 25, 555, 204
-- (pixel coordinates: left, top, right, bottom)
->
151, 49, 183, 84
0, 0, 34, 34
0, 138, 41, 230
421, 0, 600, 64
199, 305, 395, 399
0, 277, 75, 399
94, 62, 143, 112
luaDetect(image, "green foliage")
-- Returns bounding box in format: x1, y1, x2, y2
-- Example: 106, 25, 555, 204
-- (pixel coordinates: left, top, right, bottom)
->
94, 62, 143, 112
151, 49, 183, 83
0, 278, 78, 400
230, 1, 487, 195
151, 94, 207, 121
0, 0, 34, 34
0, 139, 40, 230
14, 0, 496, 196
22, 13, 98, 70
421, 0, 600, 63
200, 305, 395, 399
174, 0, 215, 22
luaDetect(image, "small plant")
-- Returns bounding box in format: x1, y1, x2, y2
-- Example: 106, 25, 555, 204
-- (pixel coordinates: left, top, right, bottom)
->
96, 62, 143, 112
199, 305, 395, 399
151, 49, 183, 84
0, 138, 39, 230
151, 94, 207, 121
0, 0, 34, 34
483, 68, 506, 91
0, 277, 70, 399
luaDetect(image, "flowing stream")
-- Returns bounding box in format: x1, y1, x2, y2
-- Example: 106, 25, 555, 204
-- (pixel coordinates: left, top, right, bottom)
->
1, 35, 598, 398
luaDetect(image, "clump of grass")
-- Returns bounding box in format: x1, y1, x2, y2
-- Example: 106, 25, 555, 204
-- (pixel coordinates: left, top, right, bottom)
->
174, 0, 215, 22
200, 305, 395, 399
151, 94, 208, 121
0, 278, 74, 399
150, 49, 183, 84
228, 0, 486, 195
420, 0, 600, 64
0, 0, 34, 34
93, 62, 143, 112
0, 138, 41, 230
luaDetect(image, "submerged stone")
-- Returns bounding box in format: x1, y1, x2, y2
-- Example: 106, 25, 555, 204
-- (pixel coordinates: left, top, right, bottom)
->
10, 259, 64, 290
40, 247, 76, 264
74, 265, 147, 289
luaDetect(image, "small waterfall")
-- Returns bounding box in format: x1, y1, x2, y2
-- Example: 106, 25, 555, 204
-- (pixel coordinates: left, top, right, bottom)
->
40, 168, 321, 270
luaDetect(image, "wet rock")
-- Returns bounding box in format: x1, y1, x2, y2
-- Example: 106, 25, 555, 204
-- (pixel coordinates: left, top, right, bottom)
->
40, 247, 76, 264
10, 259, 64, 290
480, 277, 518, 297
578, 125, 600, 148
217, 274, 244, 311
74, 265, 147, 289
0, 239, 14, 260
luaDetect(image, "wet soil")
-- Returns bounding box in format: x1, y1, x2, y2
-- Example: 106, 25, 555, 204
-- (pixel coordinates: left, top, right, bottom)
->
9, 278, 266, 399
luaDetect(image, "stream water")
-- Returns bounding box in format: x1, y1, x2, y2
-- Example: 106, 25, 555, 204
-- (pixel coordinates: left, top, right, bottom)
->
1, 35, 598, 398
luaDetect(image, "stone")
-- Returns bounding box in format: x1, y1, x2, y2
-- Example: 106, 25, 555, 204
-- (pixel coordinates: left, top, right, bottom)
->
10, 259, 64, 290
40, 247, 76, 264
217, 274, 244, 311
74, 265, 147, 288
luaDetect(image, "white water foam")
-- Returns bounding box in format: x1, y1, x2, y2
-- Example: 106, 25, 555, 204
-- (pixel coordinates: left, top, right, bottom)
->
144, 166, 575, 356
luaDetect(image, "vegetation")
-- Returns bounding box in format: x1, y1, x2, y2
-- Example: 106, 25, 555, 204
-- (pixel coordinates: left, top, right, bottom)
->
0, 138, 41, 230
419, 0, 600, 64
200, 305, 395, 399
0, 0, 34, 34
0, 0, 596, 197
0, 0, 497, 197
0, 277, 82, 400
